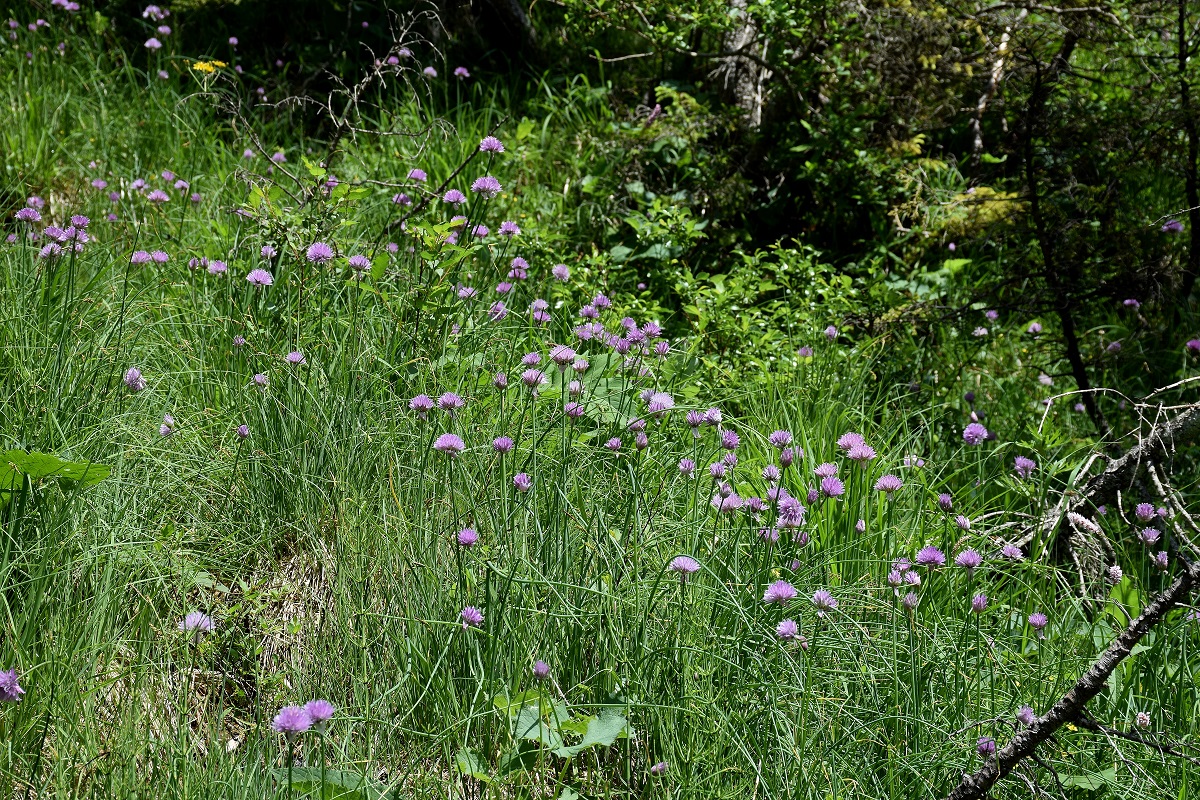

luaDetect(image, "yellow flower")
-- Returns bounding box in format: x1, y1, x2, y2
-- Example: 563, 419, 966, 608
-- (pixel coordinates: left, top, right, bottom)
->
192, 61, 216, 73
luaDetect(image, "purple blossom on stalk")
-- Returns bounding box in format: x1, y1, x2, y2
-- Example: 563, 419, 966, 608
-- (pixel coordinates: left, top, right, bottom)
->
348, 254, 370, 273
443, 189, 467, 205
650, 762, 669, 777
124, 367, 146, 392
304, 700, 334, 731
962, 423, 988, 445
409, 395, 434, 419
499, 221, 520, 237
513, 473, 532, 492
549, 345, 576, 369
874, 474, 903, 494
147, 189, 169, 203
709, 462, 726, 479
552, 264, 570, 281
460, 606, 484, 628
454, 66, 470, 78
1154, 551, 1170, 571
1028, 612, 1048, 636
1136, 711, 1152, 728
1135, 502, 1155, 522
848, 445, 877, 464
407, 168, 427, 182
1162, 219, 1184, 233
763, 464, 781, 483
1027, 321, 1043, 334
781, 447, 801, 467
647, 392, 674, 416
836, 432, 865, 452
492, 436, 514, 453
246, 268, 273, 286
971, 594, 988, 614
763, 580, 797, 605
437, 392, 465, 413
306, 242, 333, 263
565, 402, 584, 419
634, 432, 650, 450
433, 433, 465, 456
938, 493, 954, 512
285, 350, 305, 365
668, 556, 700, 580
207, 260, 228, 275
1017, 706, 1036, 726
819, 476, 845, 498
711, 487, 743, 513
130, 250, 152, 264
1139, 527, 1161, 547
273, 706, 312, 738
797, 346, 813, 358
479, 136, 504, 153
457, 528, 478, 547
776, 619, 800, 641
955, 549, 983, 576
178, 611, 215, 639
902, 592, 919, 611
1013, 456, 1036, 479
470, 176, 502, 198
533, 660, 550, 680
678, 458, 696, 477
977, 737, 996, 757
1001, 544, 1024, 560
824, 325, 838, 340
493, 372, 509, 390
812, 589, 837, 616
768, 430, 793, 449
0, 669, 25, 703
955, 515, 971, 531
1188, 339, 1200, 354
15, 208, 40, 222
604, 437, 622, 452
236, 424, 251, 440
704, 407, 722, 426
814, 462, 838, 479
916, 546, 945, 568
855, 518, 866, 533
160, 414, 176, 437
520, 369, 547, 392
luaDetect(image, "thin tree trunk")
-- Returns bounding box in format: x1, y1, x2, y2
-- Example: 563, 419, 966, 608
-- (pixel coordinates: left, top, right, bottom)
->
716, 0, 769, 128
970, 9, 1027, 167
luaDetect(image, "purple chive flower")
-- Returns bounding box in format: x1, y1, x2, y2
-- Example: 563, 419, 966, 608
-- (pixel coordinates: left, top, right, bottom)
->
565, 402, 584, 419
1187, 339, 1200, 354
130, 250, 152, 264
977, 737, 996, 757
409, 395, 434, 419
955, 515, 971, 531
1013, 456, 1036, 479
150, 250, 170, 264
285, 350, 306, 365
797, 346, 813, 358
647, 392, 674, 415
454, 66, 470, 79
533, 660, 550, 680
775, 619, 800, 641
304, 700, 334, 730
306, 242, 334, 263
1136, 711, 1151, 728
160, 413, 176, 437
0, 668, 25, 703
824, 325, 838, 340
270, 152, 287, 163
678, 458, 696, 477
246, 268, 273, 286
236, 424, 251, 440
437, 392, 465, 413
252, 373, 269, 388
812, 589, 837, 616
460, 606, 484, 628
1162, 219, 1184, 233
552, 264, 570, 281
820, 476, 845, 497
407, 168, 427, 183
124, 367, 146, 391
1106, 341, 1121, 354
499, 221, 520, 237
604, 437, 622, 452
549, 345, 577, 369
513, 473, 532, 492
1028, 612, 1048, 635
479, 136, 504, 153
492, 436, 515, 454
763, 580, 797, 605
836, 432, 865, 452
457, 528, 479, 547
144, 37, 162, 49
814, 462, 838, 479
902, 592, 919, 611
650, 762, 669, 777
955, 549, 983, 576
709, 462, 727, 479
962, 423, 988, 445
520, 369, 547, 391
668, 556, 701, 580
1017, 706, 1036, 726
147, 189, 170, 204
763, 464, 781, 483
874, 474, 903, 494
916, 546, 946, 568
348, 254, 371, 273
847, 444, 877, 464
1139, 528, 1161, 547
1001, 544, 1024, 560
15, 208, 41, 222
971, 594, 989, 613
1135, 502, 1155, 522
719, 429, 739, 450
855, 518, 866, 533
768, 430, 793, 449
433, 433, 465, 456
1027, 322, 1043, 334
178, 611, 215, 638
470, 176, 502, 198
936, 493, 953, 512
207, 260, 228, 275
273, 706, 312, 738
493, 372, 509, 390
1154, 551, 1170, 571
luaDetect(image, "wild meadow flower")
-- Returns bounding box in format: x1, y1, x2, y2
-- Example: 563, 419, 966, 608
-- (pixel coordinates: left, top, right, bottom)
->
491, 436, 515, 455
530, 660, 551, 681
1154, 551, 1170, 571
493, 372, 509, 390
634, 432, 650, 450
15, 207, 40, 222
1138, 527, 1161, 547
147, 189, 170, 203
709, 462, 727, 480
549, 345, 576, 369
456, 528, 478, 547
144, 36, 162, 49
777, 496, 806, 528
552, 264, 570, 281
513, 473, 532, 492
762, 464, 781, 483
955, 549, 982, 577
977, 737, 996, 757
962, 423, 988, 445
902, 592, 919, 611
678, 458, 696, 477
437, 392, 465, 413
819, 476, 845, 498
433, 433, 465, 456
409, 395, 434, 420
650, 762, 669, 777
668, 556, 701, 580
565, 402, 584, 419
775, 619, 800, 641
1001, 544, 1024, 560
479, 135, 504, 153
1027, 612, 1048, 637
768, 430, 793, 449
131, 250, 152, 264
797, 346, 813, 358
855, 518, 866, 533
1013, 456, 1036, 479
763, 580, 797, 605
273, 706, 312, 739
348, 254, 370, 273
470, 176, 502, 198
285, 351, 306, 366
971, 594, 988, 614
489, 301, 508, 320
1188, 339, 1200, 354
812, 589, 837, 616
1017, 706, 1036, 726
306, 242, 334, 263
647, 392, 674, 416
246, 268, 273, 286
824, 325, 838, 340
1135, 503, 1155, 522
236, 424, 251, 441
848, 445, 877, 465
1027, 321, 1043, 334
208, 260, 229, 275
0, 668, 25, 703
915, 546, 945, 568
874, 474, 903, 494
1106, 341, 1122, 353
520, 369, 548, 394
954, 515, 972, 531
304, 700, 334, 732
1136, 711, 1151, 728
703, 407, 722, 426
460, 606, 484, 628
407, 168, 427, 182
836, 432, 864, 452
160, 414, 176, 437
124, 367, 147, 392
814, 462, 838, 479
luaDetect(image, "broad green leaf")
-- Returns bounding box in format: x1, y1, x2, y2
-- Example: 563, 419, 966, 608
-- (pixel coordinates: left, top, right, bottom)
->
0, 451, 111, 491
516, 118, 535, 140
1061, 766, 1116, 791
454, 747, 491, 783
276, 768, 385, 799
552, 709, 630, 758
